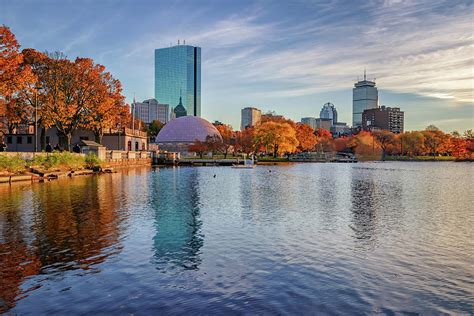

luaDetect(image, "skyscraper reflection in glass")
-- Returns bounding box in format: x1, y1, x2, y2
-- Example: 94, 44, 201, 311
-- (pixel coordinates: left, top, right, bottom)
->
155, 44, 201, 117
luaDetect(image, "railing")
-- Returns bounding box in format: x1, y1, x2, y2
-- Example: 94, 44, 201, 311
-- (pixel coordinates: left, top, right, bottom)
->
102, 128, 147, 138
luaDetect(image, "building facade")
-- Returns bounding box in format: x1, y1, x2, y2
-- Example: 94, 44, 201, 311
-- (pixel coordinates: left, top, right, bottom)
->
241, 107, 262, 130
301, 117, 317, 130
320, 102, 338, 123
362, 106, 404, 133
315, 118, 333, 131
3, 127, 148, 152
353, 72, 378, 127
133, 99, 170, 124
155, 44, 201, 117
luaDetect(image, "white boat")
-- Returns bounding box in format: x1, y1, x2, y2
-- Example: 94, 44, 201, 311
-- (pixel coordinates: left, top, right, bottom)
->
232, 155, 256, 169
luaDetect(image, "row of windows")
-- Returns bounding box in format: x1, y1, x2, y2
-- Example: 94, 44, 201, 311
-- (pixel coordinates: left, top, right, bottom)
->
6, 136, 33, 144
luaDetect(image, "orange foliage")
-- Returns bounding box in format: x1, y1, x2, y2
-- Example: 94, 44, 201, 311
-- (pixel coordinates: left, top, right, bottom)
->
295, 123, 317, 152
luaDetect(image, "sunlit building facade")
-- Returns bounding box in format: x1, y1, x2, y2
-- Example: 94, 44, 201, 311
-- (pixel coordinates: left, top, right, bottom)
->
353, 72, 378, 127
155, 45, 201, 117
241, 107, 262, 130
133, 99, 170, 124
301, 117, 317, 130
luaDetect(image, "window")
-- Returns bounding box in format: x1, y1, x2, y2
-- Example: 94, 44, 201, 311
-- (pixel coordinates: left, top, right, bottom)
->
17, 136, 22, 144
27, 136, 32, 144
7, 136, 12, 144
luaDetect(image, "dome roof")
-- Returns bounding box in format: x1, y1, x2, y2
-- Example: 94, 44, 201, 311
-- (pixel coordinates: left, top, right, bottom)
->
156, 116, 222, 143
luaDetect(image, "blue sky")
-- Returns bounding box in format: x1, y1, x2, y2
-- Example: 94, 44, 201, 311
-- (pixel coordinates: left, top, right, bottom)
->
1, 0, 473, 132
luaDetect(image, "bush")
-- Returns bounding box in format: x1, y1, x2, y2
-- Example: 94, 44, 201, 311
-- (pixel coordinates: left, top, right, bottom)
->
84, 153, 101, 169
30, 152, 85, 171
0, 155, 26, 173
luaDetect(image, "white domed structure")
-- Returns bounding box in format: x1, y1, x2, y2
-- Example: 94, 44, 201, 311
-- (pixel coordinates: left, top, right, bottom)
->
155, 116, 222, 154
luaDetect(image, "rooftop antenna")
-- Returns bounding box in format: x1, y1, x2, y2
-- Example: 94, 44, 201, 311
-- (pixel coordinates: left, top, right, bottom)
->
178, 39, 180, 45
184, 39, 186, 45
364, 68, 366, 81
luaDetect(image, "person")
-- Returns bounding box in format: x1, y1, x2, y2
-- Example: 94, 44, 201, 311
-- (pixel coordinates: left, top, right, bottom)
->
45, 142, 53, 153
72, 143, 81, 153
0, 140, 6, 152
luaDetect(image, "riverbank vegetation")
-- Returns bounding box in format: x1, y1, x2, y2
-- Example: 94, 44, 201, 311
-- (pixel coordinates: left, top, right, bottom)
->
190, 117, 473, 161
0, 25, 133, 150
0, 152, 101, 175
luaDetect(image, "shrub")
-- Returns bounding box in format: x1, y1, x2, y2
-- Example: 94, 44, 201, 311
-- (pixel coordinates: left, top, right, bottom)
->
0, 155, 26, 173
30, 152, 85, 171
84, 153, 101, 169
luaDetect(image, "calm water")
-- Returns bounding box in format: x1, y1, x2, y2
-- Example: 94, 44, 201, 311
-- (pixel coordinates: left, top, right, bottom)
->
0, 162, 473, 314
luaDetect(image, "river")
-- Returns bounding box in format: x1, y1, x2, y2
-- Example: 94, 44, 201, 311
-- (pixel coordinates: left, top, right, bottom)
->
0, 162, 472, 314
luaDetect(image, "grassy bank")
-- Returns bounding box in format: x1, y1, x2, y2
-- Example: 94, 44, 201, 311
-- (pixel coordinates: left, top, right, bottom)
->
384, 155, 457, 162
0, 152, 101, 175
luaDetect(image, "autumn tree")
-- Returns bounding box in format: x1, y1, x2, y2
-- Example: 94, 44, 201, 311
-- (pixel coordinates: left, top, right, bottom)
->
255, 121, 298, 157
295, 123, 317, 152
421, 125, 449, 156
235, 127, 258, 156
215, 124, 233, 158
188, 140, 207, 158
204, 134, 225, 155
315, 128, 334, 152
0, 25, 37, 133
400, 131, 425, 156
373, 130, 396, 160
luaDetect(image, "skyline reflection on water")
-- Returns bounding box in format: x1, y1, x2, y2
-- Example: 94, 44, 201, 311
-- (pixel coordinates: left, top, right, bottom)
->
0, 162, 472, 314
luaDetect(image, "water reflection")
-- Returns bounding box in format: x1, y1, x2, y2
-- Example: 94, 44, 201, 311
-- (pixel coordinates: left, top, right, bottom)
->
0, 176, 124, 312
151, 168, 203, 270
350, 171, 378, 243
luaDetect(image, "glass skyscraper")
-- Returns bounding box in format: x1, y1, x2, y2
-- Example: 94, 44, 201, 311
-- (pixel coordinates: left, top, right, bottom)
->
352, 72, 378, 127
155, 45, 201, 117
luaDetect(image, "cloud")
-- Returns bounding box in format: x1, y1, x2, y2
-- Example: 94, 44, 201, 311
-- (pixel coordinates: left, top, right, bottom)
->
202, 0, 474, 103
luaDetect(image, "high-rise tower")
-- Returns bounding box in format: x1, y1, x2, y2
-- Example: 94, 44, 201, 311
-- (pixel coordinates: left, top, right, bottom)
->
155, 44, 201, 117
352, 70, 378, 127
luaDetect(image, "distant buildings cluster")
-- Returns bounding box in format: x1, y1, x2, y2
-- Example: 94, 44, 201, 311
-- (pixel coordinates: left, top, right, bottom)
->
238, 71, 405, 136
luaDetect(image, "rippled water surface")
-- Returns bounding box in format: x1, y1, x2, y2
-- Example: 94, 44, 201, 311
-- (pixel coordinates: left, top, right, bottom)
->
0, 162, 473, 314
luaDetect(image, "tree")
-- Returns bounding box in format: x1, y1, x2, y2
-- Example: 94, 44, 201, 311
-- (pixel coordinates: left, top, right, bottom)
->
373, 130, 396, 160
421, 125, 449, 156
254, 121, 298, 157
204, 134, 224, 155
400, 131, 425, 156
0, 26, 37, 133
215, 124, 233, 158
315, 128, 334, 152
235, 127, 257, 156
188, 140, 207, 158
348, 131, 379, 156
295, 123, 317, 152
146, 120, 164, 139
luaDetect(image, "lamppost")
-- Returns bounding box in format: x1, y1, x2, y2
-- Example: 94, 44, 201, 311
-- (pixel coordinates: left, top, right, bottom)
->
34, 85, 42, 152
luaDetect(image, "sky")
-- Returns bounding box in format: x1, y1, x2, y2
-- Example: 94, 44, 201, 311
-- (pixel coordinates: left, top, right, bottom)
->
1, 0, 473, 132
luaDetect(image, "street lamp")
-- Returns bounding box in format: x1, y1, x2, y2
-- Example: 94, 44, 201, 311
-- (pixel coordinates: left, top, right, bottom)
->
34, 85, 42, 152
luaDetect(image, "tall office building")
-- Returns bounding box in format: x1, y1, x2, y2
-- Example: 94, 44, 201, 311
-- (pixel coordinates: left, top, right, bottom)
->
320, 102, 338, 123
241, 107, 262, 130
353, 71, 378, 127
133, 99, 170, 124
155, 44, 201, 117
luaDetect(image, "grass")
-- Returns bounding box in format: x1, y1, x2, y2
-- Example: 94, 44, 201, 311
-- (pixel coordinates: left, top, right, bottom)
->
0, 152, 103, 174
30, 152, 86, 171
0, 155, 26, 173
385, 155, 456, 161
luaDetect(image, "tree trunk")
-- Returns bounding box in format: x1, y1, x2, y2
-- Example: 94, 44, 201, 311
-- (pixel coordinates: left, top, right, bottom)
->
40, 127, 46, 151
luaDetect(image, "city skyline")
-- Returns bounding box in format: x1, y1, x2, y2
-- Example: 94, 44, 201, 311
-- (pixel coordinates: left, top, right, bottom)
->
0, 0, 472, 132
